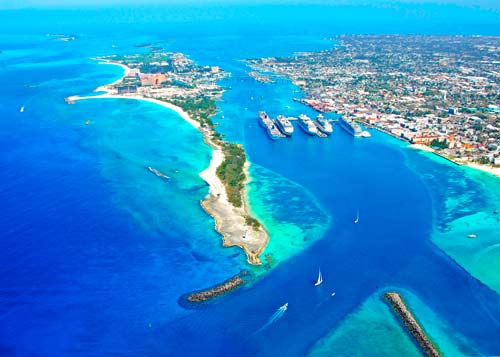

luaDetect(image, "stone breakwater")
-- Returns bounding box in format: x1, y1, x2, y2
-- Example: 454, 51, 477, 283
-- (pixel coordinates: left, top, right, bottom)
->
187, 273, 247, 302
384, 292, 441, 357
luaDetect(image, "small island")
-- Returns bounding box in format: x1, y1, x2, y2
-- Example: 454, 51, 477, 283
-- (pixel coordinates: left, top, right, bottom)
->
67, 51, 269, 265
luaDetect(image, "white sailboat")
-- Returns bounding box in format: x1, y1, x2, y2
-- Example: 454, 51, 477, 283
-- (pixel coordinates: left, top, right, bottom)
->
314, 268, 323, 287
19, 106, 25, 113
354, 209, 359, 224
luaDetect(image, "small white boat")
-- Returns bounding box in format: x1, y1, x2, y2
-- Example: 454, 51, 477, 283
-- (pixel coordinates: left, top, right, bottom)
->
467, 234, 477, 239
281, 302, 288, 310
314, 268, 323, 287
354, 209, 359, 224
331, 292, 336, 297
19, 106, 25, 113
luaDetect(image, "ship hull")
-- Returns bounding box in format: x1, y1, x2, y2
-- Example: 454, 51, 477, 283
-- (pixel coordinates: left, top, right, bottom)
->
299, 124, 315, 135
276, 120, 293, 136
315, 120, 333, 135
298, 121, 316, 136
339, 118, 362, 137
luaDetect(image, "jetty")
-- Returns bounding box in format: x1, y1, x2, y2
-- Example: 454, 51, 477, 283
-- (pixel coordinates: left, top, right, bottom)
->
187, 274, 246, 302
384, 292, 441, 357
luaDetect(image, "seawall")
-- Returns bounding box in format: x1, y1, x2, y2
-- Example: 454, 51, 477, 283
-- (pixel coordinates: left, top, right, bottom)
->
186, 272, 247, 303
384, 292, 441, 357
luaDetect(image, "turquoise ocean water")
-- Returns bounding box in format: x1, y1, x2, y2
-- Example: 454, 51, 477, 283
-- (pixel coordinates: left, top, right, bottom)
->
0, 3, 500, 356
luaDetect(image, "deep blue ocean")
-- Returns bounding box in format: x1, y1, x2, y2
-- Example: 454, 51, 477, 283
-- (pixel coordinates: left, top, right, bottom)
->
1, 3, 500, 356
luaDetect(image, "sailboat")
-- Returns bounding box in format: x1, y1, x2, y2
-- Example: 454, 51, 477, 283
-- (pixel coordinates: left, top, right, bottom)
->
354, 209, 359, 224
314, 268, 323, 287
19, 106, 25, 113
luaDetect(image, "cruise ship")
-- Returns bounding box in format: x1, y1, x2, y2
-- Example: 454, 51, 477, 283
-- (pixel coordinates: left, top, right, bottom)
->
314, 114, 333, 135
338, 116, 363, 137
258, 111, 286, 140
298, 114, 319, 136
275, 115, 294, 136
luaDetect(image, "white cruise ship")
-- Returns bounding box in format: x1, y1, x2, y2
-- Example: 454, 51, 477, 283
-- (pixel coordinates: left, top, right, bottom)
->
275, 115, 294, 136
315, 114, 333, 134
298, 114, 318, 135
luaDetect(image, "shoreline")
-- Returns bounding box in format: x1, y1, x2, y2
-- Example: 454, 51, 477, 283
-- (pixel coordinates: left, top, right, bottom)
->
350, 120, 500, 179
408, 144, 500, 178
198, 137, 269, 265
67, 58, 269, 266
70, 93, 200, 129
96, 61, 131, 85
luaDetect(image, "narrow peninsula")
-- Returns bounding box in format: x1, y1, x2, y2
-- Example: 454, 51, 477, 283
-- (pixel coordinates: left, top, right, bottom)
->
67, 51, 269, 265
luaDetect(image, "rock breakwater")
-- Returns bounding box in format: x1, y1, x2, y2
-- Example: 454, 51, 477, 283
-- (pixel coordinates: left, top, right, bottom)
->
384, 292, 441, 357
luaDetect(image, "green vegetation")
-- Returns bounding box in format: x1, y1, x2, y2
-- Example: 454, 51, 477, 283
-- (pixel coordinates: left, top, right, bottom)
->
431, 138, 449, 150
170, 95, 218, 130
245, 215, 261, 229
216, 143, 246, 208
478, 156, 490, 165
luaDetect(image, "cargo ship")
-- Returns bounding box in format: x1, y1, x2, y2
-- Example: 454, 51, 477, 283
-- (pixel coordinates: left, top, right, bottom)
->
314, 114, 334, 135
258, 111, 286, 140
298, 114, 319, 136
275, 115, 294, 136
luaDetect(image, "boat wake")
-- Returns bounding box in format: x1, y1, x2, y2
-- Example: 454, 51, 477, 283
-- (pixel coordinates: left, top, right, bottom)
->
255, 303, 288, 333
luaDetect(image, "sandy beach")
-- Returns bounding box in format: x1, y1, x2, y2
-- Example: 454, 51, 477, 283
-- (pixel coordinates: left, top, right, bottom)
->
71, 93, 200, 129
456, 161, 500, 177
409, 144, 500, 178
96, 60, 131, 85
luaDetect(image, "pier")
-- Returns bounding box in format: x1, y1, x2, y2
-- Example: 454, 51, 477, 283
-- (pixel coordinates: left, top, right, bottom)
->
187, 273, 247, 302
384, 292, 441, 357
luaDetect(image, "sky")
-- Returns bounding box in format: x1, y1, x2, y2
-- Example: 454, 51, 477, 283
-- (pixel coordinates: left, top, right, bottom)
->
2, 0, 500, 10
